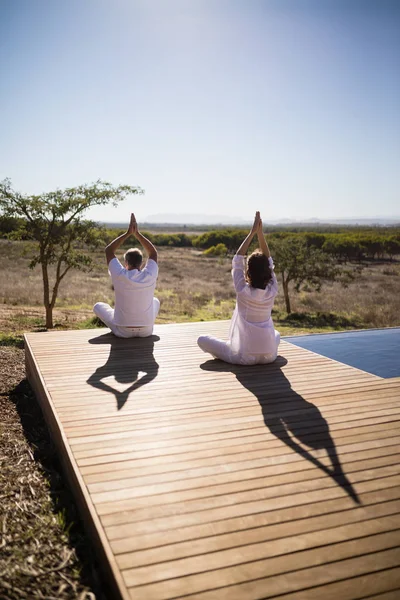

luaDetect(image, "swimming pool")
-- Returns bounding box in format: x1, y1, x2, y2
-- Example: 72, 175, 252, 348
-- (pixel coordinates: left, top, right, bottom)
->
283, 328, 400, 379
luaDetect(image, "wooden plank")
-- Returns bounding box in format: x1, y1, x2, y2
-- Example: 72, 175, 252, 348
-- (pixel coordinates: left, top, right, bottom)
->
72, 409, 400, 453
68, 409, 400, 449
75, 419, 400, 463
109, 485, 400, 552
50, 383, 400, 414
88, 452, 400, 504
126, 543, 400, 599
81, 429, 400, 486
87, 448, 400, 495
121, 517, 399, 586
185, 568, 400, 600
55, 385, 400, 414
103, 473, 400, 535
268, 567, 400, 600
24, 323, 400, 600
78, 433, 400, 478
113, 495, 400, 564
85, 444, 400, 487
62, 403, 400, 439
95, 465, 399, 519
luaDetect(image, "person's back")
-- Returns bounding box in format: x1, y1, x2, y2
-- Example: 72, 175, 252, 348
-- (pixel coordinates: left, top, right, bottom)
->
232, 251, 278, 322
198, 211, 280, 364
110, 256, 158, 326
93, 213, 160, 338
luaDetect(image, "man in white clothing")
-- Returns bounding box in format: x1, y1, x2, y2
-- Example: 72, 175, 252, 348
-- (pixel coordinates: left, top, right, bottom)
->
93, 213, 159, 338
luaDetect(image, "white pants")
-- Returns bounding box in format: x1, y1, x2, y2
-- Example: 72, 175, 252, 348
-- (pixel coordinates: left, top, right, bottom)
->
93, 298, 160, 338
197, 331, 280, 365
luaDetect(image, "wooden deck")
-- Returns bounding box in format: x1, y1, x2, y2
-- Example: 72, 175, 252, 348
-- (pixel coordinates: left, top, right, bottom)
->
25, 321, 400, 600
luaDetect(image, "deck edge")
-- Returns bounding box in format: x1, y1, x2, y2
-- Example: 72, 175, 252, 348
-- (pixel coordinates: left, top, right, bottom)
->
24, 333, 131, 600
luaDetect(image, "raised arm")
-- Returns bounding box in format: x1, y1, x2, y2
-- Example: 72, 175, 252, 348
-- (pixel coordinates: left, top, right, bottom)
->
257, 218, 271, 258
133, 215, 158, 263
105, 214, 136, 265
236, 211, 261, 256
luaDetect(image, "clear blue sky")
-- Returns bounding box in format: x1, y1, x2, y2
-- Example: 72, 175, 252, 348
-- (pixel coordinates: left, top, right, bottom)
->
1, 0, 399, 222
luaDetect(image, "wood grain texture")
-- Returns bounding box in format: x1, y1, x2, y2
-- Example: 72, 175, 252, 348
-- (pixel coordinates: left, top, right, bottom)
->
25, 321, 400, 600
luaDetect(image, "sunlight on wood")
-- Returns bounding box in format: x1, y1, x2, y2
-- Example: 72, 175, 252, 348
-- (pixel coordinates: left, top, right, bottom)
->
25, 321, 400, 600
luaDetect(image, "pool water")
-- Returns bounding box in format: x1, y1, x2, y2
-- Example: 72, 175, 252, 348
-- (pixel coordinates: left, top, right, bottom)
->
283, 328, 400, 379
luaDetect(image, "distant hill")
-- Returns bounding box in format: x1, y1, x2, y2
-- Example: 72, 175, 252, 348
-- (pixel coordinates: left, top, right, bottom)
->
141, 214, 400, 227
296, 217, 400, 226
102, 214, 400, 228
143, 213, 248, 225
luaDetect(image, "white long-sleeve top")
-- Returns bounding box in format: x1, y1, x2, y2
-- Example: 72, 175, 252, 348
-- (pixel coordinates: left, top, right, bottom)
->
108, 258, 158, 326
228, 254, 279, 356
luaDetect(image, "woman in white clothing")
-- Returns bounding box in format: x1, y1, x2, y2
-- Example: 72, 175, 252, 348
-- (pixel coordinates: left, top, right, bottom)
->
198, 211, 280, 365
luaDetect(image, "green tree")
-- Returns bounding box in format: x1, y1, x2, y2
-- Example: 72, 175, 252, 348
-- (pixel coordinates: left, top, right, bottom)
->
322, 234, 363, 262
0, 179, 142, 328
384, 235, 400, 260
271, 237, 339, 313
193, 229, 248, 252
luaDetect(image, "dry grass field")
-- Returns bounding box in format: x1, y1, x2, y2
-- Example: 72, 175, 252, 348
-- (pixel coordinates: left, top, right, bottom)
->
0, 239, 400, 338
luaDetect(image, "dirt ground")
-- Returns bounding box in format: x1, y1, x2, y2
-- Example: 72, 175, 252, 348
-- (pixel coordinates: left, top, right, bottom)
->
0, 347, 105, 599
0, 305, 94, 334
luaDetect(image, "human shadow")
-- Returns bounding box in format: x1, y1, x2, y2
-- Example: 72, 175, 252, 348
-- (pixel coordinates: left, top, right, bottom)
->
87, 333, 159, 410
201, 356, 360, 504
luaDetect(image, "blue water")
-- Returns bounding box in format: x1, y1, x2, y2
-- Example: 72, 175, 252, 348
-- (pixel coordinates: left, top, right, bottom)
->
283, 328, 400, 379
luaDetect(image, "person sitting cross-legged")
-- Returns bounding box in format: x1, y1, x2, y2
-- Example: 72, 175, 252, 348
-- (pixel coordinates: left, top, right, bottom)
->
198, 211, 280, 365
93, 213, 159, 338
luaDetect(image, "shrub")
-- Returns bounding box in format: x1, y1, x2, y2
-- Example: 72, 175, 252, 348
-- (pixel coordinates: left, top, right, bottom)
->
203, 243, 228, 256
193, 230, 247, 251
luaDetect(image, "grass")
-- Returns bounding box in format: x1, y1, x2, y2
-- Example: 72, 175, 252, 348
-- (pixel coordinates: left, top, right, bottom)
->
274, 310, 364, 335
77, 315, 105, 329
0, 333, 24, 348
1, 243, 399, 337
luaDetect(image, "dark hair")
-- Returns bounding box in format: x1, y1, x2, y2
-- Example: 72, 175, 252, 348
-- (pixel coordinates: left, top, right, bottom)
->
246, 250, 272, 289
124, 247, 143, 269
